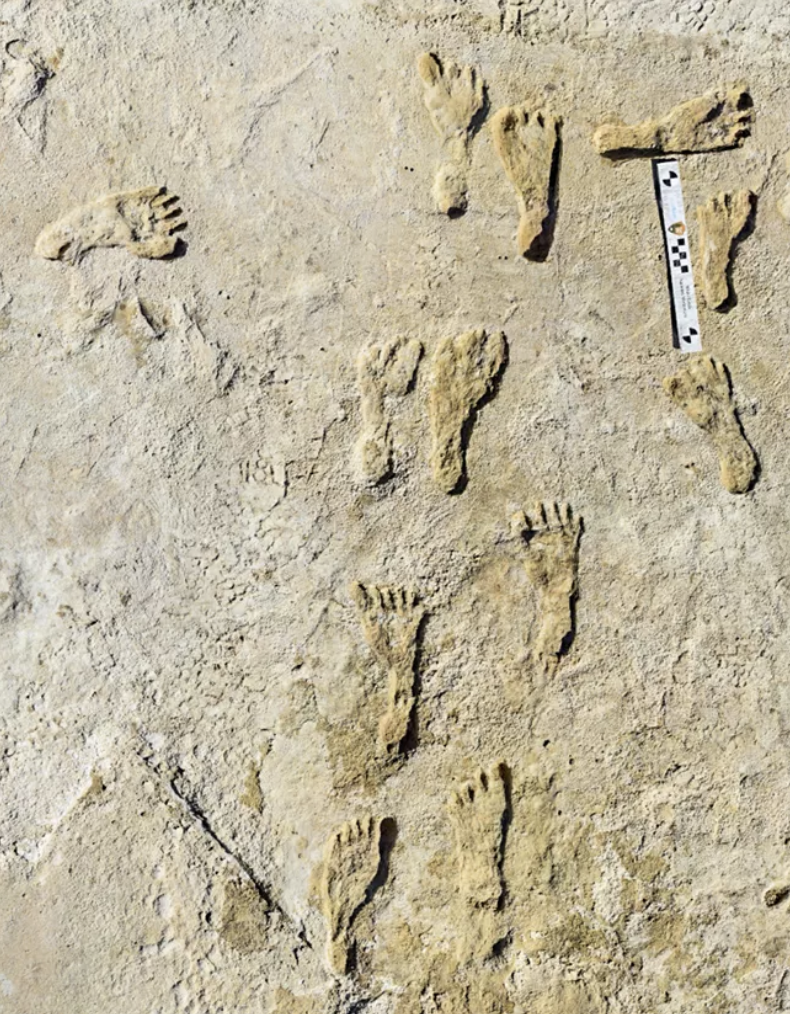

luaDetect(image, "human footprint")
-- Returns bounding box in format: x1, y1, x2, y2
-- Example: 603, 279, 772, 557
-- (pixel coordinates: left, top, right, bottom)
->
428, 328, 507, 493
355, 337, 422, 484
663, 354, 757, 494
491, 104, 560, 258
593, 84, 753, 157
448, 763, 509, 963
696, 190, 754, 310
35, 186, 187, 263
1, 39, 55, 150
417, 52, 485, 215
512, 502, 582, 674
350, 582, 425, 757
319, 815, 384, 974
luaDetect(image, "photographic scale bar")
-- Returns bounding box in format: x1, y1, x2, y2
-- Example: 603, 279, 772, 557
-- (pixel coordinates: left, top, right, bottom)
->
652, 157, 702, 353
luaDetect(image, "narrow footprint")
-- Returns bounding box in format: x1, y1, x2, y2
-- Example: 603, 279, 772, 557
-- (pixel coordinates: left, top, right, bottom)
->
663, 354, 757, 494
593, 84, 753, 157
448, 763, 509, 963
696, 190, 755, 310
355, 337, 423, 484
319, 815, 384, 975
417, 52, 485, 215
429, 328, 507, 493
491, 104, 561, 259
511, 502, 582, 675
350, 582, 425, 757
35, 186, 187, 263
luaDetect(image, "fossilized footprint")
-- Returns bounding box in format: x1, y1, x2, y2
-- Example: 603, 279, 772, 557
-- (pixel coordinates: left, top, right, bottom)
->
417, 52, 485, 215
429, 329, 507, 493
448, 763, 508, 963
219, 878, 271, 954
696, 190, 754, 310
320, 815, 383, 974
351, 582, 424, 757
512, 502, 582, 674
355, 337, 422, 484
491, 104, 560, 258
593, 84, 753, 157
1, 39, 55, 151
663, 354, 757, 494
35, 186, 187, 263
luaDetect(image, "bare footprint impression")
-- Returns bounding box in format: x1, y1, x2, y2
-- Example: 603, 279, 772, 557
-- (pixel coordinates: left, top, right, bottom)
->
448, 763, 510, 964
663, 354, 757, 494
429, 328, 507, 494
355, 337, 423, 485
491, 104, 561, 259
417, 52, 486, 215
35, 186, 187, 263
696, 190, 755, 310
593, 84, 753, 157
319, 815, 386, 975
512, 502, 582, 676
2, 39, 56, 150
351, 582, 425, 759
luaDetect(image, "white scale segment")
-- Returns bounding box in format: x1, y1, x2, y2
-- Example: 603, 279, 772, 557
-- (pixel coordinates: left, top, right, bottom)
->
652, 158, 702, 353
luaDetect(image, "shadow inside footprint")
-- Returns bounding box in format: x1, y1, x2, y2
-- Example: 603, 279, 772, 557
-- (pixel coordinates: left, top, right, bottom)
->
369, 816, 398, 898
721, 361, 761, 490
525, 122, 563, 262
400, 612, 428, 756
560, 514, 584, 658
498, 762, 513, 909
341, 818, 397, 975
162, 235, 189, 259
468, 84, 491, 144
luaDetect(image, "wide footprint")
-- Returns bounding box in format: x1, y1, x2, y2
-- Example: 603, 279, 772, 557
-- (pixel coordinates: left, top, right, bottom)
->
448, 763, 508, 963
696, 190, 754, 310
593, 84, 752, 157
491, 104, 560, 258
35, 186, 187, 263
429, 328, 507, 493
663, 354, 757, 494
417, 52, 485, 215
350, 582, 425, 756
355, 337, 422, 484
512, 501, 582, 675
319, 815, 384, 974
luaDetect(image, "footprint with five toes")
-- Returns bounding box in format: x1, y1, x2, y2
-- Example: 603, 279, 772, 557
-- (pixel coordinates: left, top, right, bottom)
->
448, 763, 509, 964
593, 84, 753, 157
663, 354, 757, 494
319, 815, 384, 975
512, 501, 583, 675
491, 103, 561, 259
417, 52, 485, 216
35, 185, 187, 263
